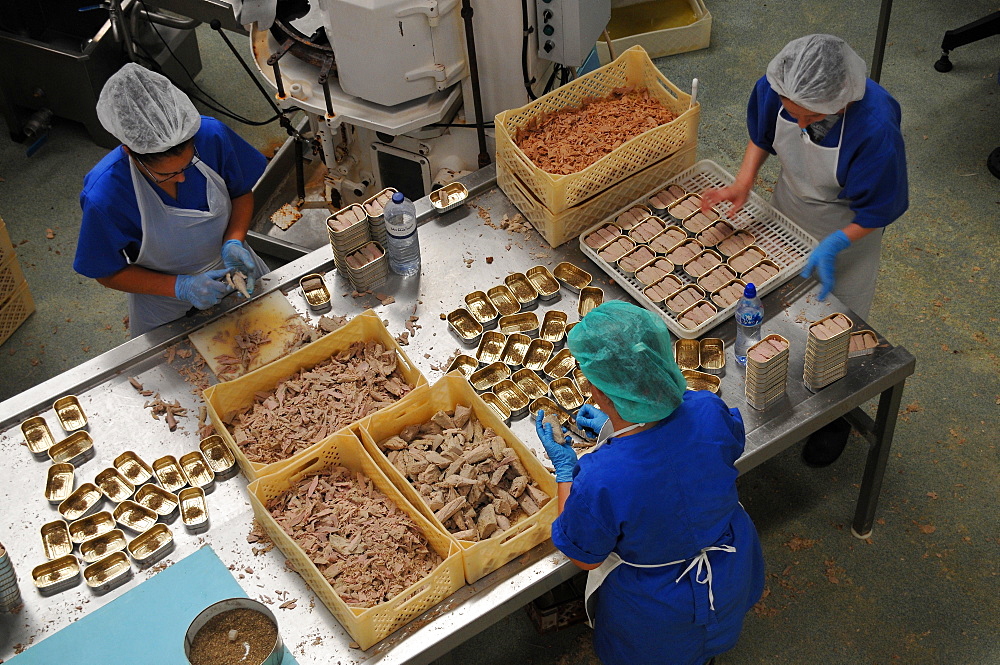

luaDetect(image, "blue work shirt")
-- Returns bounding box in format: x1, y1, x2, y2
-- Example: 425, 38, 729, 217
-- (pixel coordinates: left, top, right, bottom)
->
747, 76, 908, 229
552, 391, 765, 665
75, 116, 267, 279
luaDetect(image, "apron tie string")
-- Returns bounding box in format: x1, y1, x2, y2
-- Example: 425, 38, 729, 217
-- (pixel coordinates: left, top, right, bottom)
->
674, 544, 736, 611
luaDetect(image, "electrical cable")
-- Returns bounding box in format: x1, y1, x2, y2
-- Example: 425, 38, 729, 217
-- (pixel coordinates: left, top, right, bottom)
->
520, 0, 537, 100
429, 122, 495, 128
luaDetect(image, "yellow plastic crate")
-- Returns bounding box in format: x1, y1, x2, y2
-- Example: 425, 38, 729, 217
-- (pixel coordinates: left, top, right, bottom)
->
203, 309, 427, 481
596, 0, 712, 64
0, 254, 27, 304
357, 374, 558, 583
0, 281, 34, 347
0, 219, 14, 266
247, 431, 465, 650
495, 45, 698, 215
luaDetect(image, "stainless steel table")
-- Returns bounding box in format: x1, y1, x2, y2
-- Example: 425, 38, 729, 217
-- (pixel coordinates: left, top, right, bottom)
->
0, 166, 914, 663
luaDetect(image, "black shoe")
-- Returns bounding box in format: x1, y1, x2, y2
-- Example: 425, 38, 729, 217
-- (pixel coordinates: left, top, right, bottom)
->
802, 418, 851, 467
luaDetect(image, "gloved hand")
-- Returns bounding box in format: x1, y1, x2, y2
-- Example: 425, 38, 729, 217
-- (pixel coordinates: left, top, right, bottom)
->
800, 230, 851, 300
175, 268, 230, 310
536, 410, 577, 483
575, 403, 610, 437
701, 182, 752, 219
221, 239, 256, 294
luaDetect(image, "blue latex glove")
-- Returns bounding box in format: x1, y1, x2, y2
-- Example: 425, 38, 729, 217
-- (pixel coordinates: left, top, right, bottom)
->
800, 230, 851, 300
175, 268, 230, 310
535, 410, 577, 483
221, 239, 256, 294
575, 403, 610, 437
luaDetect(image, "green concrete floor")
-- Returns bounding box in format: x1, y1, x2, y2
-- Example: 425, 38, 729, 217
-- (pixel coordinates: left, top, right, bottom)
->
1, 1, 997, 664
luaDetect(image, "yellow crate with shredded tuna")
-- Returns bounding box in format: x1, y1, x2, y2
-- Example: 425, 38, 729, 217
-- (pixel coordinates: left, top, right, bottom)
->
0, 281, 34, 347
358, 374, 558, 584
247, 431, 464, 650
500, 145, 696, 247
495, 45, 698, 216
203, 309, 426, 481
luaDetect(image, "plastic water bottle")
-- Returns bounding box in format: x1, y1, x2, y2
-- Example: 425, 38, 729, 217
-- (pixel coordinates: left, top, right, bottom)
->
383, 192, 421, 276
734, 282, 764, 366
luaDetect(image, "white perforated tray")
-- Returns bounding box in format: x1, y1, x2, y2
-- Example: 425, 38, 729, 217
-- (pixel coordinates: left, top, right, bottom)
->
579, 160, 818, 339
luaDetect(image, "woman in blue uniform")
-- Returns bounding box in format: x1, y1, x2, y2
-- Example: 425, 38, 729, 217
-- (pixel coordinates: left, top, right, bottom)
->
703, 34, 908, 466
536, 301, 765, 665
74, 63, 270, 338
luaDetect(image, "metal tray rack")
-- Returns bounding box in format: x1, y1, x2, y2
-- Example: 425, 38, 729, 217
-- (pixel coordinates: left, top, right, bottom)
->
579, 160, 818, 339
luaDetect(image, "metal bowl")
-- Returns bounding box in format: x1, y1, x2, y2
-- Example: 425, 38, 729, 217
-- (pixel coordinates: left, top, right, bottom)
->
185, 597, 283, 665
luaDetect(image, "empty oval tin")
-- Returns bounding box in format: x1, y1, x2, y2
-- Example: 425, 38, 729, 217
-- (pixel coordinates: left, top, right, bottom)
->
48, 431, 94, 466
577, 287, 604, 319
134, 483, 180, 517
700, 339, 726, 375
469, 362, 512, 393
542, 348, 576, 380
179, 451, 215, 490
32, 554, 80, 595
299, 273, 332, 312
114, 500, 158, 533
445, 354, 479, 379
84, 551, 132, 593
465, 291, 500, 329
21, 416, 55, 457
493, 380, 530, 419
499, 333, 532, 367
522, 339, 555, 372
553, 262, 592, 293
475, 330, 507, 365
539, 310, 568, 347
447, 308, 484, 346
550, 377, 585, 412
152, 455, 187, 492
45, 463, 75, 505
486, 285, 520, 317
674, 339, 701, 371
529, 397, 571, 425
69, 511, 116, 545
480, 392, 512, 425
53, 395, 87, 432
58, 483, 103, 521
198, 436, 237, 477
178, 487, 209, 531
114, 451, 153, 486
79, 529, 127, 564
683, 369, 721, 393
525, 266, 561, 301
571, 367, 592, 399
40, 520, 72, 560
504, 273, 539, 310
511, 368, 549, 401
498, 312, 540, 337
94, 468, 135, 503
127, 524, 175, 565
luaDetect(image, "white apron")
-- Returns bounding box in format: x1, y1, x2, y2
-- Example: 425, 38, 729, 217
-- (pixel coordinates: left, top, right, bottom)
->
127, 157, 267, 337
771, 109, 882, 319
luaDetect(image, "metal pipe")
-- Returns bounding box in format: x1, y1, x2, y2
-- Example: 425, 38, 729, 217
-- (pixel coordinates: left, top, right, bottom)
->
137, 7, 200, 30
460, 0, 491, 168
870, 0, 893, 83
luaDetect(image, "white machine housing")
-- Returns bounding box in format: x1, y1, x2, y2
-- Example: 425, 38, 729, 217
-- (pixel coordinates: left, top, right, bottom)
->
536, 0, 610, 67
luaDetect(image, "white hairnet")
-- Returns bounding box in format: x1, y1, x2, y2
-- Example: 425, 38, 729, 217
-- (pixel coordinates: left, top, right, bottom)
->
766, 34, 867, 115
96, 63, 201, 154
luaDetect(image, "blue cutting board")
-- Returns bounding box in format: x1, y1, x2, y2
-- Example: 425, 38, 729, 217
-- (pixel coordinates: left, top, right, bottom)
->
11, 546, 299, 665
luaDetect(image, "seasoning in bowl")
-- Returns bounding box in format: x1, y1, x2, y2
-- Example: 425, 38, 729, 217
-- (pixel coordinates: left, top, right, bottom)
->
188, 607, 278, 665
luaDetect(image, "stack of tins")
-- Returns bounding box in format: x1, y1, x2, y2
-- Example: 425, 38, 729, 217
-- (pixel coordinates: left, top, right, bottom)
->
0, 217, 35, 346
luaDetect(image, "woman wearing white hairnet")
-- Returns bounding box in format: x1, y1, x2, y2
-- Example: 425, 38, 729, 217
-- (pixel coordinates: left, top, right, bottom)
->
703, 34, 908, 467
74, 63, 270, 337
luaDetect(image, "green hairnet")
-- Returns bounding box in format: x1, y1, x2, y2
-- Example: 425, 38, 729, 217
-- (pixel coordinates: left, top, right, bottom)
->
568, 301, 687, 423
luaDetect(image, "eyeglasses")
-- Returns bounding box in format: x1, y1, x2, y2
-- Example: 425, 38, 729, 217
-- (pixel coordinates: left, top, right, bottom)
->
136, 146, 200, 184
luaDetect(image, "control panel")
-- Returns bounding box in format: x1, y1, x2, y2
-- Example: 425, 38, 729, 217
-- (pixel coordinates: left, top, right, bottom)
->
535, 0, 611, 67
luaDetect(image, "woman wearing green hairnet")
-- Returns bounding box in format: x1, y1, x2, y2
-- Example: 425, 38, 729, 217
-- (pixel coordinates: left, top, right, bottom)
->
535, 301, 764, 665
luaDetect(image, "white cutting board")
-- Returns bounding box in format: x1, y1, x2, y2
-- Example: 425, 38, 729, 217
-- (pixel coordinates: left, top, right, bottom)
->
188, 291, 311, 380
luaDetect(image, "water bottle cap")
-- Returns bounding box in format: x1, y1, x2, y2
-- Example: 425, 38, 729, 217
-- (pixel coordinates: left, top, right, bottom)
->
743, 283, 757, 298
391, 192, 405, 204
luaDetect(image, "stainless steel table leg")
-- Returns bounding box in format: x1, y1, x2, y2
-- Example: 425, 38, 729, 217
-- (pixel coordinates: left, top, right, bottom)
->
850, 379, 907, 539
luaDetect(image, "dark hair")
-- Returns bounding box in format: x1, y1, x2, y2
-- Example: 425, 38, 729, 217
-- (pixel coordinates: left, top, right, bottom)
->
133, 137, 194, 164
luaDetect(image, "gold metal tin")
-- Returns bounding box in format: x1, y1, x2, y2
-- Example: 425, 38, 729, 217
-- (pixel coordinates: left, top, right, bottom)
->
525, 266, 561, 300
84, 551, 132, 592
465, 291, 500, 327
53, 395, 87, 431
45, 463, 75, 504
79, 529, 127, 564
572, 367, 592, 399
94, 468, 135, 503
152, 455, 187, 492
486, 285, 520, 317
849, 330, 879, 358
469, 362, 512, 393
700, 339, 726, 375
583, 223, 624, 250
134, 483, 180, 517
641, 275, 684, 305
492, 380, 530, 418
628, 216, 667, 244
727, 244, 768, 274
717, 229, 757, 257
683, 370, 721, 393
199, 435, 237, 476
498, 311, 540, 337
665, 285, 707, 314
58, 483, 103, 521
114, 451, 153, 486
32, 554, 80, 594
578, 286, 604, 318
299, 273, 332, 311
648, 183, 688, 209
698, 263, 739, 293
649, 225, 688, 255
597, 236, 635, 263
447, 308, 484, 346
666, 194, 702, 220
178, 487, 210, 530
522, 339, 555, 372
674, 339, 701, 371
113, 500, 158, 533
445, 354, 479, 379
69, 511, 116, 545
480, 392, 512, 424
499, 333, 532, 367
617, 245, 658, 276
710, 279, 748, 309
553, 262, 592, 293
809, 313, 854, 343
529, 397, 571, 425
682, 210, 720, 235
430, 181, 469, 212
683, 249, 724, 279
550, 378, 585, 412
542, 348, 576, 380
742, 259, 780, 288
127, 524, 175, 565
40, 520, 72, 560
504, 273, 539, 309
615, 205, 652, 230
48, 431, 94, 466
475, 330, 507, 365
22, 416, 55, 456
696, 220, 736, 247
539, 310, 568, 347
635, 256, 675, 287
511, 368, 549, 401
677, 300, 719, 330
179, 451, 215, 489
565, 322, 577, 335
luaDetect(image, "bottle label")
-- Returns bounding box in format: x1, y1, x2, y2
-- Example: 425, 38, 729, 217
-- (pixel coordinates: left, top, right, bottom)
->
386, 215, 415, 237
737, 312, 763, 327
